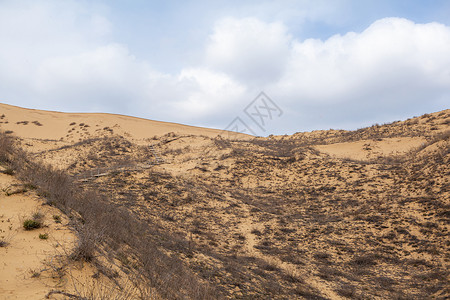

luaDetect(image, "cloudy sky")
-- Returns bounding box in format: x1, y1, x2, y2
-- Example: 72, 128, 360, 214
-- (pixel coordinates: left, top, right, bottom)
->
1, 0, 449, 135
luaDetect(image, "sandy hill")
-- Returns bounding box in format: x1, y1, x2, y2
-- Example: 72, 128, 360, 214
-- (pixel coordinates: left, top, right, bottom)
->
0, 103, 247, 144
0, 104, 449, 299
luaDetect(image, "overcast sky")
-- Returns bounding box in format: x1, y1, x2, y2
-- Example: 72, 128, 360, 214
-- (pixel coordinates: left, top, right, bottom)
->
1, 0, 449, 135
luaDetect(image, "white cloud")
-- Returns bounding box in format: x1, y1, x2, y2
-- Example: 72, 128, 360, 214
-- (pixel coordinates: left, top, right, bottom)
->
174, 68, 246, 117
0, 0, 115, 108
33, 45, 152, 111
206, 17, 291, 86
90, 14, 113, 36
274, 17, 450, 102
202, 17, 450, 131
0, 0, 449, 134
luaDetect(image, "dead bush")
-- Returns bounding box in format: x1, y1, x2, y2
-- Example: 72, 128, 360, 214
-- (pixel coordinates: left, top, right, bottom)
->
71, 224, 103, 262
0, 130, 218, 298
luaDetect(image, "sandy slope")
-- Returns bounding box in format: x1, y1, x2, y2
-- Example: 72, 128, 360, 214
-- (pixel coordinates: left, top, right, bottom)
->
0, 173, 74, 299
1, 103, 448, 299
0, 103, 248, 143
315, 137, 426, 160
0, 172, 132, 300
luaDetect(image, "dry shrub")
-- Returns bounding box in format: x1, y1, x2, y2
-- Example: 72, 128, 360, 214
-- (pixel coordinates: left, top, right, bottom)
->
23, 219, 41, 230
0, 131, 14, 163
350, 253, 379, 267
335, 284, 357, 298
23, 211, 44, 230
0, 130, 218, 299
0, 234, 12, 247
71, 224, 103, 262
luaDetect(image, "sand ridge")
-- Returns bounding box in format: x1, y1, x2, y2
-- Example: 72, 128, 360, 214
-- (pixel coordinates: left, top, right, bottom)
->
0, 103, 249, 144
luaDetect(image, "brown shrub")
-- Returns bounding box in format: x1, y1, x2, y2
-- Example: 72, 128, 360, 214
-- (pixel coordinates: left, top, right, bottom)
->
0, 131, 218, 299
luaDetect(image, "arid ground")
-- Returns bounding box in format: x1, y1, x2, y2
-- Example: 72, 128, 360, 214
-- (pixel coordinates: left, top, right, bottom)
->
0, 103, 448, 299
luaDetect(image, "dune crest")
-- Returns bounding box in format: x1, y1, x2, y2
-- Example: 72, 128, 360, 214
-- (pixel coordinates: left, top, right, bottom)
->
0, 103, 248, 143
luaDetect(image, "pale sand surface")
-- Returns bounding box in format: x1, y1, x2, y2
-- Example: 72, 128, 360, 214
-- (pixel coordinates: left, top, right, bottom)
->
315, 137, 427, 160
0, 103, 248, 144
0, 173, 122, 300
0, 173, 74, 299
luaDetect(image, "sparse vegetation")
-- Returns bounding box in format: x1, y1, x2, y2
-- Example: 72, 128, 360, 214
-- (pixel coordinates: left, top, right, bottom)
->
0, 129, 216, 299
0, 109, 448, 299
1, 168, 14, 175
23, 211, 44, 230
30, 269, 41, 278
23, 219, 41, 230
53, 214, 61, 223
0, 238, 8, 247
38, 233, 48, 240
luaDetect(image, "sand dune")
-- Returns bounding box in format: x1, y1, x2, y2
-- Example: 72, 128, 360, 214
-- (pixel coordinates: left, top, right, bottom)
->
0, 103, 248, 143
0, 104, 448, 299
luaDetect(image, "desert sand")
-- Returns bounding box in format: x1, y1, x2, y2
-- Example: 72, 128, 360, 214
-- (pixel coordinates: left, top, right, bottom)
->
0, 170, 133, 300
0, 103, 448, 299
0, 103, 247, 144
